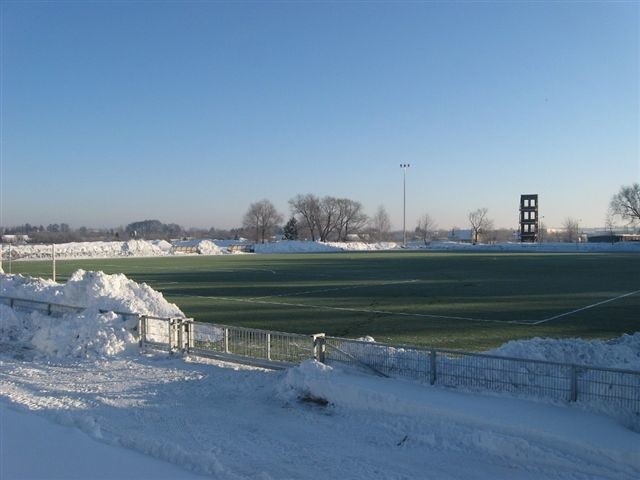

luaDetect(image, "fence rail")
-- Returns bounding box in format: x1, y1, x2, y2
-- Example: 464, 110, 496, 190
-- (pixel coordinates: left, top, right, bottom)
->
3, 295, 640, 418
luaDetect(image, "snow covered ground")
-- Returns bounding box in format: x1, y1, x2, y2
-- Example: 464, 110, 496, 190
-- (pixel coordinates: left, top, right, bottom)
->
3, 238, 639, 261
1, 270, 639, 479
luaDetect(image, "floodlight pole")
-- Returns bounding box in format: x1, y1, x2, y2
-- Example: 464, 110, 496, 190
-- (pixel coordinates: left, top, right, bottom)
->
400, 164, 410, 246
52, 244, 56, 282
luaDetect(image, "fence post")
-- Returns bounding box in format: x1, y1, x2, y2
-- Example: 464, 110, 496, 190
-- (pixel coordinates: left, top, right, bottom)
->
138, 315, 146, 352
224, 328, 230, 354
312, 333, 326, 363
177, 319, 184, 354
47, 303, 52, 316
266, 333, 271, 361
430, 350, 437, 385
184, 319, 194, 353
570, 365, 578, 402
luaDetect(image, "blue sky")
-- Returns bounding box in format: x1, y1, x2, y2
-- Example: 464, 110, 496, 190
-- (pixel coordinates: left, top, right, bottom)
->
1, 1, 638, 231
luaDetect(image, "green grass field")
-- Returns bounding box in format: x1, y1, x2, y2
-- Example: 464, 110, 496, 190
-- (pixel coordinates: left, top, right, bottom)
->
8, 252, 640, 350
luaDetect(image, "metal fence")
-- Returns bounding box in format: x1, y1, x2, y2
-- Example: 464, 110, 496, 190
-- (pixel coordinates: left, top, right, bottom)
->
323, 336, 640, 416
136, 316, 318, 368
3, 295, 639, 418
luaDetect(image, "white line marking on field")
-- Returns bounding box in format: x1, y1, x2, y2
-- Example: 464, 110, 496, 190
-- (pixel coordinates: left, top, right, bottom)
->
179, 293, 517, 325
253, 279, 420, 300
170, 288, 640, 327
531, 289, 640, 325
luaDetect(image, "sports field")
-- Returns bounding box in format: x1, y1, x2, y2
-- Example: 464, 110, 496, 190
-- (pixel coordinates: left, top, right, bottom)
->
8, 252, 640, 350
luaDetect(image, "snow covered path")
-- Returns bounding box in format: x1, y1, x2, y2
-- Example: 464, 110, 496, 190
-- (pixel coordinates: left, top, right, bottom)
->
1, 353, 637, 480
1, 405, 207, 479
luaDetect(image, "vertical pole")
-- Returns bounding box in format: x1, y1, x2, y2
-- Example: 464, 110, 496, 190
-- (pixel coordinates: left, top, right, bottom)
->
430, 350, 437, 385
266, 333, 271, 361
403, 167, 406, 245
570, 365, 578, 402
52, 244, 56, 282
0, 243, 3, 272
8, 244, 11, 274
186, 320, 194, 353
400, 164, 410, 246
177, 320, 184, 354
139, 316, 146, 352
313, 334, 326, 363
168, 319, 173, 353
224, 328, 229, 354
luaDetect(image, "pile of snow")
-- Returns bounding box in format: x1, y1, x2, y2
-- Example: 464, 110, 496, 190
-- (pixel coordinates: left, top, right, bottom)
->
172, 239, 227, 255
324, 241, 399, 251
253, 240, 342, 253
195, 239, 225, 255
0, 270, 183, 358
253, 240, 399, 253
5, 238, 639, 261
1, 269, 183, 317
2, 240, 170, 260
489, 334, 640, 370
151, 239, 173, 252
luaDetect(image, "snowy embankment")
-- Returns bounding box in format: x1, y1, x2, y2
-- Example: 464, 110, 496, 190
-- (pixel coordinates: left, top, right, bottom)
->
3, 238, 640, 261
1, 270, 639, 479
1, 239, 173, 260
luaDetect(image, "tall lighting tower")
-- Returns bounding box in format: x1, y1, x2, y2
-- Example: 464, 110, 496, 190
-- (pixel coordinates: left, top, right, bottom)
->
400, 164, 410, 246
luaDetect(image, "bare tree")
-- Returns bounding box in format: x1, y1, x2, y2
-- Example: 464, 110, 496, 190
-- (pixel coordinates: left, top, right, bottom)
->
563, 217, 580, 243
604, 208, 617, 244
369, 205, 391, 242
243, 199, 283, 244
610, 183, 640, 225
415, 214, 437, 245
289, 194, 369, 242
468, 208, 492, 244
316, 196, 341, 242
336, 198, 368, 241
289, 194, 321, 241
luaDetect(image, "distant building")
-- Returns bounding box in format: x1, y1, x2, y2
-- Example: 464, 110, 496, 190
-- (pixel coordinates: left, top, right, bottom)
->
448, 229, 473, 243
519, 194, 539, 242
587, 234, 640, 243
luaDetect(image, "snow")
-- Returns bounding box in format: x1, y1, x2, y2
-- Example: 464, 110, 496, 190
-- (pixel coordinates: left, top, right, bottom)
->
1, 270, 639, 479
489, 334, 640, 370
3, 238, 640, 261
0, 270, 183, 359
1, 404, 207, 479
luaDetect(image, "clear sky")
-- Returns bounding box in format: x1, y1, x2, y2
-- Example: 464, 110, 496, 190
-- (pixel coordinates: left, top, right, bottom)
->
1, 1, 638, 231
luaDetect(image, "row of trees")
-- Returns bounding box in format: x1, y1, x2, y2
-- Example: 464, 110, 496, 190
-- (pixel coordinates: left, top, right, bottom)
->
242, 184, 640, 245
5, 184, 638, 245
243, 195, 394, 244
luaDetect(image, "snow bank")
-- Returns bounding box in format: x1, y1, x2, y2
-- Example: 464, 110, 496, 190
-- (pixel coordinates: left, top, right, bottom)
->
253, 240, 399, 253
172, 239, 227, 255
489, 334, 640, 370
5, 238, 639, 261
1, 269, 183, 317
253, 240, 342, 253
2, 240, 169, 261
279, 360, 640, 475
0, 270, 184, 358
324, 241, 399, 251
